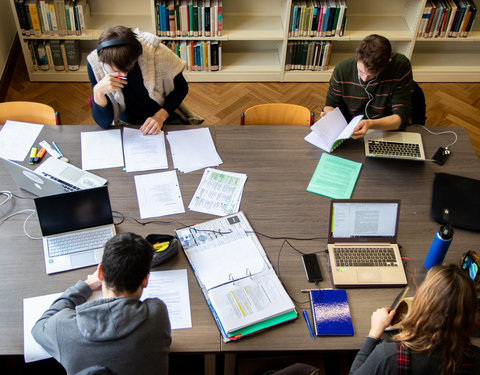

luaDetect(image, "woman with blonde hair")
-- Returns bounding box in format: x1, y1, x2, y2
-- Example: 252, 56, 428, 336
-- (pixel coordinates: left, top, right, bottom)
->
349, 264, 480, 374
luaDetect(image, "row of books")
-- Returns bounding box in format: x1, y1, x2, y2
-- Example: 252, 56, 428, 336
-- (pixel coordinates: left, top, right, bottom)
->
156, 0, 223, 37
26, 39, 81, 71
14, 0, 90, 37
162, 40, 222, 71
418, 0, 477, 38
285, 40, 333, 71
289, 0, 347, 38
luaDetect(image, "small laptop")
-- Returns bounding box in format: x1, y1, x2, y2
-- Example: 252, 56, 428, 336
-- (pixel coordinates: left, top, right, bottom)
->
326, 199, 407, 288
34, 186, 116, 274
0, 157, 67, 196
35, 157, 107, 190
364, 130, 426, 161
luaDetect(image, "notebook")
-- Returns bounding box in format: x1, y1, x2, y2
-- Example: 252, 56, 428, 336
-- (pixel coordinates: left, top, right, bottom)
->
326, 199, 408, 288
364, 130, 426, 161
309, 289, 354, 335
34, 157, 107, 190
34, 186, 116, 274
0, 157, 67, 196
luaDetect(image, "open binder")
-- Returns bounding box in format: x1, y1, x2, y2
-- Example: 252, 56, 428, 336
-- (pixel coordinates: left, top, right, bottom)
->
176, 212, 297, 342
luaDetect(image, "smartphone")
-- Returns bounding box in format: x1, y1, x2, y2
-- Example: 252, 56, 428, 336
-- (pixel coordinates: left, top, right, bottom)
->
302, 253, 323, 282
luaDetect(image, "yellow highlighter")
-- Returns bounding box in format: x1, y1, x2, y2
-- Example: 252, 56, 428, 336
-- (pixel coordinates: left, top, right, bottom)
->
29, 147, 37, 164
153, 241, 170, 252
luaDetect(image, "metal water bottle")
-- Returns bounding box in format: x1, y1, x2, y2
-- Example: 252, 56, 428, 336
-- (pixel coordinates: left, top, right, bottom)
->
424, 209, 454, 269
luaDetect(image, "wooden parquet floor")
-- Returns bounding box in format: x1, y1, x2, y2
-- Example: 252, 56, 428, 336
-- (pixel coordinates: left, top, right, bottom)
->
5, 55, 480, 158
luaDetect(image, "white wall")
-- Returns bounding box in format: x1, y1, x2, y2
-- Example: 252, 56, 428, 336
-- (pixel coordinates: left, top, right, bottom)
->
0, 1, 17, 78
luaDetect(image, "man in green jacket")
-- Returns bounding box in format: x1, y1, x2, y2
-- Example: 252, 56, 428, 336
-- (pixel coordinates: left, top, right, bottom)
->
324, 34, 417, 139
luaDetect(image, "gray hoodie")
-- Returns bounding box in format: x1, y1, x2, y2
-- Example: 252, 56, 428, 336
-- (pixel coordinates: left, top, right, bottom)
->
32, 281, 171, 375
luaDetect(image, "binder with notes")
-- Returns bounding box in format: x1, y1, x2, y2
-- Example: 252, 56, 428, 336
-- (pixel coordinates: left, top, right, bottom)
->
176, 212, 297, 342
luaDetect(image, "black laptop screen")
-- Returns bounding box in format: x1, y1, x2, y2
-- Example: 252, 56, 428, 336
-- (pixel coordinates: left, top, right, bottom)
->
34, 186, 113, 236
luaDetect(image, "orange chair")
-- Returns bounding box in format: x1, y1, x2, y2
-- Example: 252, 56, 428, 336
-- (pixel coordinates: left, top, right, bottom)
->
240, 103, 314, 126
0, 101, 60, 125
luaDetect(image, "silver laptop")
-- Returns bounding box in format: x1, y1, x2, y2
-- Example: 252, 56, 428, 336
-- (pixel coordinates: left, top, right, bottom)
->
327, 199, 407, 288
0, 157, 67, 196
364, 130, 426, 161
34, 186, 116, 274
35, 157, 107, 190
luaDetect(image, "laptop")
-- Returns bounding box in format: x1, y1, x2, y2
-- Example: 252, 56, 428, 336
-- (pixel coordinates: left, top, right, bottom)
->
364, 130, 426, 161
35, 157, 107, 190
34, 186, 116, 274
326, 199, 408, 288
0, 157, 67, 196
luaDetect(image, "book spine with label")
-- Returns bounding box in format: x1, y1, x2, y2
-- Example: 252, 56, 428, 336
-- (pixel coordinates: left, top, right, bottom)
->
27, 0, 42, 36
64, 39, 80, 70
44, 41, 54, 70
50, 39, 65, 71
35, 40, 49, 71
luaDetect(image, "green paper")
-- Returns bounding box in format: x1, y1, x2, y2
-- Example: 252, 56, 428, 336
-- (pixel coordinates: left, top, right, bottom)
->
228, 310, 298, 339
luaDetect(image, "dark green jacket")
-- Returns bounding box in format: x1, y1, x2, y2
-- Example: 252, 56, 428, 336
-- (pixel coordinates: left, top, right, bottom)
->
325, 53, 413, 129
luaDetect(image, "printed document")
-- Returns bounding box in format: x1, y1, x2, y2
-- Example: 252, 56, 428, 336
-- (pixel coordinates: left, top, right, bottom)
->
141, 269, 192, 330
81, 129, 124, 170
189, 168, 247, 216
123, 127, 168, 172
134, 170, 185, 218
0, 121, 44, 161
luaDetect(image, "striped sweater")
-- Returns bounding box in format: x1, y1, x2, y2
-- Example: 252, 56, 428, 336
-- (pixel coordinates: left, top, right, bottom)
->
325, 53, 413, 130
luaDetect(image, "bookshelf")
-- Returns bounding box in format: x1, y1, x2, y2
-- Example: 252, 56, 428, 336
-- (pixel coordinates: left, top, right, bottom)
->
10, 0, 480, 83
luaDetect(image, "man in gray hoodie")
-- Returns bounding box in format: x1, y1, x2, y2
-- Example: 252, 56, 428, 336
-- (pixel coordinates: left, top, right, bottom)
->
32, 232, 171, 375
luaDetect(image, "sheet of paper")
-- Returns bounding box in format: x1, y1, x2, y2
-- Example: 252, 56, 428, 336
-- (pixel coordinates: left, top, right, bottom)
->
0, 121, 44, 161
81, 129, 124, 170
141, 269, 192, 330
134, 170, 185, 218
186, 236, 267, 290
307, 153, 362, 199
166, 128, 222, 173
123, 127, 168, 172
189, 168, 247, 216
23, 293, 61, 362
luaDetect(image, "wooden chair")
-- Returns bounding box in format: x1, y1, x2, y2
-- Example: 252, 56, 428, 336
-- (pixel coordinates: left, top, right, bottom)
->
0, 101, 60, 125
241, 103, 314, 126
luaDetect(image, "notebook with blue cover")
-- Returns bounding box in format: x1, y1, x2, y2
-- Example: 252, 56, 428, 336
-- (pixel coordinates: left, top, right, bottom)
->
309, 289, 354, 336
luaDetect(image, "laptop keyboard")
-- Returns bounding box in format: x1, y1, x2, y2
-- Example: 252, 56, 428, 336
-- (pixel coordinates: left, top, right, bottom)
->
334, 247, 399, 267
367, 140, 421, 158
41, 172, 80, 192
47, 227, 114, 258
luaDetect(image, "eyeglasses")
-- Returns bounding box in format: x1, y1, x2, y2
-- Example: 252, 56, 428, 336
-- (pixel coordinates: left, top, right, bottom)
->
462, 250, 480, 282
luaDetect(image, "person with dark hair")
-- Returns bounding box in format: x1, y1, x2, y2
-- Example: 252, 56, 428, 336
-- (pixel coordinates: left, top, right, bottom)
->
32, 233, 171, 375
87, 25, 199, 134
324, 34, 421, 139
349, 264, 480, 374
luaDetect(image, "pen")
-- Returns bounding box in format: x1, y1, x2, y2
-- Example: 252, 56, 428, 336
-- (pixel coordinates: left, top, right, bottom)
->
52, 141, 63, 157
33, 147, 46, 163
116, 76, 127, 80
303, 309, 315, 339
29, 147, 37, 164
301, 288, 332, 293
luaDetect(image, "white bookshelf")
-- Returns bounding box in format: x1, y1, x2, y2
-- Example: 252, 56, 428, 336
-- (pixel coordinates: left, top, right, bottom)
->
10, 0, 480, 82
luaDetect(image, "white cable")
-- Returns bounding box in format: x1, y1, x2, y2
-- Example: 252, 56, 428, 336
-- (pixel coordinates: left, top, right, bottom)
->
412, 125, 458, 149
0, 209, 42, 240
0, 191, 13, 206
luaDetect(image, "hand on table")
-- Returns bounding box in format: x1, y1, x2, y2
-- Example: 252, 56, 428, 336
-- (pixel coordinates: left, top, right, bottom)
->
140, 108, 169, 135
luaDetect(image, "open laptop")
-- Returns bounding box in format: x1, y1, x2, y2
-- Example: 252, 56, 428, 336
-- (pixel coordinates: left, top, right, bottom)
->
35, 157, 107, 190
326, 199, 407, 288
0, 157, 67, 196
34, 186, 116, 274
364, 130, 426, 161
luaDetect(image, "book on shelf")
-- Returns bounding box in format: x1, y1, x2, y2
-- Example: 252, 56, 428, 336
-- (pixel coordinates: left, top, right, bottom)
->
50, 40, 65, 71
34, 41, 49, 71
284, 41, 332, 71
44, 41, 54, 70
163, 40, 222, 71
309, 289, 354, 336
64, 39, 81, 70
27, 0, 42, 36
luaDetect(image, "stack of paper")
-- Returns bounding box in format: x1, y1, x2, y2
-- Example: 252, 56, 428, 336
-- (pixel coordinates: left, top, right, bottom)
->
189, 168, 247, 216
0, 121, 44, 161
166, 128, 222, 173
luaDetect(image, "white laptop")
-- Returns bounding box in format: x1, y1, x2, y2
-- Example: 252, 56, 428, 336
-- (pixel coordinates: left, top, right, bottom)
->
364, 130, 426, 161
34, 186, 116, 274
0, 157, 67, 196
35, 157, 107, 190
326, 199, 408, 288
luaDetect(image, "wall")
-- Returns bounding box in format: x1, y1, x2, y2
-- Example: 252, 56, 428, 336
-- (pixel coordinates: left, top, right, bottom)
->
0, 1, 17, 79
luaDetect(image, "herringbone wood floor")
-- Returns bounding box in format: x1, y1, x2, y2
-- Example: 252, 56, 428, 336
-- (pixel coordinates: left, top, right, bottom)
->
5, 55, 480, 158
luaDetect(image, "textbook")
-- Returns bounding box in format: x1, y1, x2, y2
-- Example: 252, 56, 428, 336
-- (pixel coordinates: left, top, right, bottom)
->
304, 107, 363, 153
309, 289, 354, 336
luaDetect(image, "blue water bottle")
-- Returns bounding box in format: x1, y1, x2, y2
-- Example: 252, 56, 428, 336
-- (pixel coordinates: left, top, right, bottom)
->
424, 209, 454, 269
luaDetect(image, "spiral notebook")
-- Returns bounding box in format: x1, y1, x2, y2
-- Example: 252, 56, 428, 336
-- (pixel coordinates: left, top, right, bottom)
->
309, 289, 354, 336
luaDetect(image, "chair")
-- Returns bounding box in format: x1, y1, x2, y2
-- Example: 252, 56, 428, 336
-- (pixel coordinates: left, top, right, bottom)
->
241, 103, 314, 126
0, 101, 60, 125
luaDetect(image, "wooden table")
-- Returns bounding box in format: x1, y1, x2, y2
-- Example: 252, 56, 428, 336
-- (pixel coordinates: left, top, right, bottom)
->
1, 124, 479, 373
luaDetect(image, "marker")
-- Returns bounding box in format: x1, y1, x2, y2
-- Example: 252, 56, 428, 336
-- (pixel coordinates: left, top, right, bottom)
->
303, 309, 315, 339
33, 147, 46, 163
29, 147, 37, 164
52, 141, 63, 157
116, 76, 127, 81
